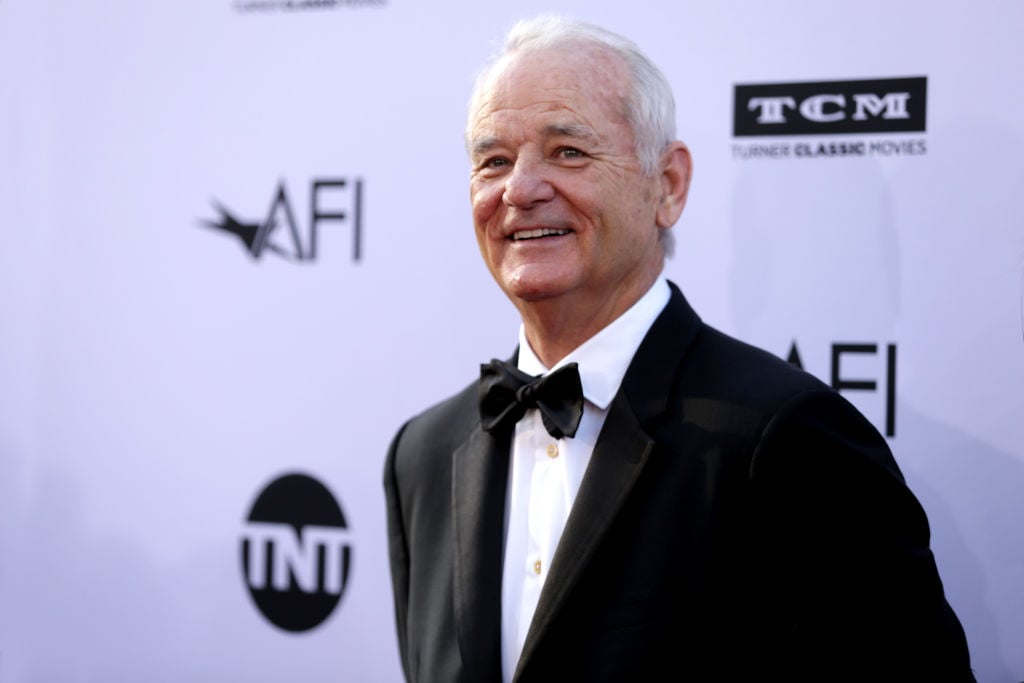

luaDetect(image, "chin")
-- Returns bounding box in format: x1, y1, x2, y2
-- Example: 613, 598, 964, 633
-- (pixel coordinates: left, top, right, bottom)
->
494, 260, 581, 304
503, 279, 574, 304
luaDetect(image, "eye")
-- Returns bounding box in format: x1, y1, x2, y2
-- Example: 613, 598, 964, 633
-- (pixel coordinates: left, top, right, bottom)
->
557, 147, 584, 159
476, 156, 510, 173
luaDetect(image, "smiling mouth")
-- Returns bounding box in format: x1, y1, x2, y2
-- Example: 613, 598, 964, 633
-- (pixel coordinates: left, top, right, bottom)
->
510, 228, 571, 241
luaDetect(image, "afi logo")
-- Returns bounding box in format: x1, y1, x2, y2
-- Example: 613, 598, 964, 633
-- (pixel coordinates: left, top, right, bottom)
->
788, 341, 897, 438
203, 177, 363, 262
734, 77, 926, 137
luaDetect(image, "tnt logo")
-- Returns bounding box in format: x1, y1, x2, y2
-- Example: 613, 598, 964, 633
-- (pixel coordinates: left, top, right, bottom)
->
241, 473, 352, 632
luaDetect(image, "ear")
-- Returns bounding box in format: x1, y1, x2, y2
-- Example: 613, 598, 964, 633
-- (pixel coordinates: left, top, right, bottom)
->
655, 142, 692, 229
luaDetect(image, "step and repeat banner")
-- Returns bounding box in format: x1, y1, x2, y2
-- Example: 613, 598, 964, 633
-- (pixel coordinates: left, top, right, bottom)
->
1, 1, 1022, 681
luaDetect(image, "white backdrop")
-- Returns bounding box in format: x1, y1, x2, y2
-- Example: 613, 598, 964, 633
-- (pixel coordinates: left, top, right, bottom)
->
1, 1, 1022, 681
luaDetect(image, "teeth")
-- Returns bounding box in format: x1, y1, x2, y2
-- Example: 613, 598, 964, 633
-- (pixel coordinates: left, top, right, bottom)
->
511, 228, 570, 240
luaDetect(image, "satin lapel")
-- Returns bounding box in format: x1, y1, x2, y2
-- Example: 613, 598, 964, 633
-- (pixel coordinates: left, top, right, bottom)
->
452, 425, 509, 683
513, 283, 702, 681
515, 391, 654, 679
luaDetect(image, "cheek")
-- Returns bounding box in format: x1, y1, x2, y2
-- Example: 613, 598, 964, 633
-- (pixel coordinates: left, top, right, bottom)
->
471, 184, 504, 233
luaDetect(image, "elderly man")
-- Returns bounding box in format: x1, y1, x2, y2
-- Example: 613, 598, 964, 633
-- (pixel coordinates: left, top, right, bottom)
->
384, 15, 973, 682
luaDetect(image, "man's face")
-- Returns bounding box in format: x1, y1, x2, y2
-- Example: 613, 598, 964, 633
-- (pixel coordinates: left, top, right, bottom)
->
468, 46, 666, 313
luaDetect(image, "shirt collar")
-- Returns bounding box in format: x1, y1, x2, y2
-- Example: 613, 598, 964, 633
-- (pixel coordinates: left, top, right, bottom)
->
517, 276, 670, 410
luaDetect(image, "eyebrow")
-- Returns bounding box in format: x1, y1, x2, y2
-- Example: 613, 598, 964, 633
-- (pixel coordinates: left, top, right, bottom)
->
470, 123, 599, 157
470, 136, 501, 157
542, 123, 596, 143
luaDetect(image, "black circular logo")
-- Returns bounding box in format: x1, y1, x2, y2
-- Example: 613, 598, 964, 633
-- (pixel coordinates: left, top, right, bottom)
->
241, 472, 352, 632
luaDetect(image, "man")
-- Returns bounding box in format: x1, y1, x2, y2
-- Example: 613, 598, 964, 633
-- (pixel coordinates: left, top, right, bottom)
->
384, 15, 974, 682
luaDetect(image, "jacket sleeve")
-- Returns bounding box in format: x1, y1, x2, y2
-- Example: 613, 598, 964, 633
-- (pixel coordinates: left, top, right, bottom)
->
748, 388, 975, 681
383, 421, 412, 682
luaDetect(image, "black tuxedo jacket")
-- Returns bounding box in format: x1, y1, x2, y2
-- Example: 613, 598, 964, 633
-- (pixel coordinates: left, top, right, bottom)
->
384, 284, 973, 682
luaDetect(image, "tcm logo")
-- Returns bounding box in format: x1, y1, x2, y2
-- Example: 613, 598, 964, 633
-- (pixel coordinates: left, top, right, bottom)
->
233, 0, 386, 12
788, 341, 897, 438
734, 77, 926, 136
202, 177, 362, 262
241, 473, 352, 632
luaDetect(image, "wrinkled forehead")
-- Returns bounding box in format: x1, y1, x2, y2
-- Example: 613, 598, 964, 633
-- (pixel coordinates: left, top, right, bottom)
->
468, 44, 632, 133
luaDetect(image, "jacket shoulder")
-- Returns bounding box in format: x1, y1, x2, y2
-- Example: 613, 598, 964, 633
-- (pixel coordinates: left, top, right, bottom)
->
688, 324, 829, 409
397, 380, 480, 452
387, 379, 481, 488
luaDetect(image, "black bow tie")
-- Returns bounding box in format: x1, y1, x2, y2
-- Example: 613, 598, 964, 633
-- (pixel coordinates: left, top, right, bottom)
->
479, 359, 584, 440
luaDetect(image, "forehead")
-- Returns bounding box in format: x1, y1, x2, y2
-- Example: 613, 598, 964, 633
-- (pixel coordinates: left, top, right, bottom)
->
469, 45, 632, 141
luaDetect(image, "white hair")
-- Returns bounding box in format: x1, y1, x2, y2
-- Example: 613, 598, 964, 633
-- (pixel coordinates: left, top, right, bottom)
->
467, 14, 679, 256
468, 15, 677, 174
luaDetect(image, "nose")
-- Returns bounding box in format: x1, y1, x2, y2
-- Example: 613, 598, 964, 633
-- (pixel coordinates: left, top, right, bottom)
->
503, 156, 555, 208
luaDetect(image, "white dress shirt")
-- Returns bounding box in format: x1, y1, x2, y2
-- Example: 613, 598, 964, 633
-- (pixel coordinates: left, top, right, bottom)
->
500, 277, 671, 682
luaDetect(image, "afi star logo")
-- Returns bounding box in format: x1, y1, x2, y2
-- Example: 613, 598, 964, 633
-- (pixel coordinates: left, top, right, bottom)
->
202, 177, 363, 262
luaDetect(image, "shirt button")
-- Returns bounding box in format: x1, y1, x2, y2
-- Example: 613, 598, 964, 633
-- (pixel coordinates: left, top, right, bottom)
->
546, 443, 559, 458
533, 559, 542, 575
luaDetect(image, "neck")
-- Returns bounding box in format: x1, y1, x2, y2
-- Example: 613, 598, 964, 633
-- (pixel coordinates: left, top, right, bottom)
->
518, 272, 660, 368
